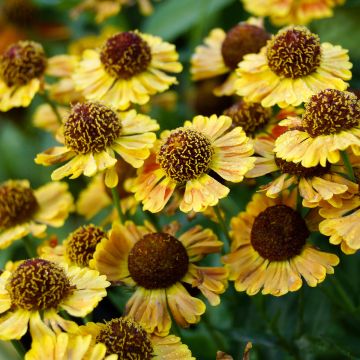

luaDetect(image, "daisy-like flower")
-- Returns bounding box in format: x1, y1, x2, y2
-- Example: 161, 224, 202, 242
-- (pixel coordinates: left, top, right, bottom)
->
274, 89, 360, 167
92, 221, 228, 335
222, 191, 339, 296
236, 26, 352, 108
131, 114, 255, 213
191, 18, 270, 96
26, 313, 117, 360
73, 31, 182, 110
241, 0, 345, 26
35, 103, 159, 188
0, 180, 73, 250
76, 316, 194, 359
0, 258, 109, 340
247, 137, 358, 207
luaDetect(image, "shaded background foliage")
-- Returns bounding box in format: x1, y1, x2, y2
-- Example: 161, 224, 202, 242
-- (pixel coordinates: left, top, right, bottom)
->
1, 0, 360, 358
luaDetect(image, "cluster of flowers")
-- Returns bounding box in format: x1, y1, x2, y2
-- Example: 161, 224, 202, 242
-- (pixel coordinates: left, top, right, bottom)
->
0, 0, 358, 358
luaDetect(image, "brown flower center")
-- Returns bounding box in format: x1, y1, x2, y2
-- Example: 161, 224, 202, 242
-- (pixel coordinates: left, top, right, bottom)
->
128, 233, 189, 289
100, 32, 152, 80
65, 225, 107, 267
0, 181, 38, 230
6, 259, 73, 310
221, 24, 270, 70
0, 41, 47, 87
223, 100, 272, 136
275, 156, 330, 177
96, 318, 153, 359
251, 205, 309, 261
64, 102, 122, 154
302, 89, 360, 137
2, 0, 36, 26
157, 128, 214, 183
267, 27, 321, 79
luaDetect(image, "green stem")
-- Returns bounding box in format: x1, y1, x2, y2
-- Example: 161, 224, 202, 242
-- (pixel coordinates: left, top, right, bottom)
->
202, 314, 227, 352
22, 236, 37, 258
214, 205, 232, 248
111, 188, 125, 223
341, 150, 356, 182
329, 277, 356, 313
11, 340, 26, 359
42, 92, 63, 125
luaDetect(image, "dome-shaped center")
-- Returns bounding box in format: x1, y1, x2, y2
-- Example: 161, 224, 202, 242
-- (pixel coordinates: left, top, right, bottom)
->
100, 32, 152, 79
128, 233, 189, 289
157, 128, 214, 183
250, 205, 309, 261
96, 318, 153, 359
66, 225, 107, 267
221, 23, 270, 70
302, 89, 360, 137
275, 156, 330, 177
267, 27, 321, 79
64, 102, 122, 154
0, 181, 38, 230
0, 41, 47, 87
6, 259, 73, 311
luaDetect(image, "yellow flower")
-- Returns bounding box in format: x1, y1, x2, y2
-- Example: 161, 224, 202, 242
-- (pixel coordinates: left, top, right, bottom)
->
222, 191, 339, 296
242, 0, 345, 26
35, 104, 159, 188
191, 18, 270, 96
92, 221, 227, 336
274, 89, 360, 167
76, 316, 194, 359
32, 103, 67, 136
73, 31, 182, 110
0, 258, 109, 340
236, 26, 352, 108
131, 114, 255, 213
0, 180, 73, 250
247, 137, 358, 207
26, 312, 117, 360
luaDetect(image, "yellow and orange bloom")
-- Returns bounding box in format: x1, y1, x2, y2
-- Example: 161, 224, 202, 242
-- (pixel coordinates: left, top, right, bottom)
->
131, 114, 255, 213
236, 26, 352, 108
222, 191, 339, 296
191, 18, 270, 96
92, 221, 228, 336
0, 258, 109, 340
0, 179, 73, 250
242, 0, 345, 26
73, 31, 182, 110
35, 104, 159, 188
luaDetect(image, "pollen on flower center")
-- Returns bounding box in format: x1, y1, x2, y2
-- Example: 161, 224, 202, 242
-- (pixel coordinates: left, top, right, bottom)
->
0, 41, 47, 87
157, 128, 214, 183
66, 225, 107, 267
6, 259, 74, 311
266, 27, 321, 79
96, 318, 153, 359
100, 32, 152, 79
128, 233, 189, 289
64, 102, 122, 154
302, 89, 360, 137
0, 181, 38, 230
251, 205, 309, 261
275, 156, 330, 177
221, 23, 270, 70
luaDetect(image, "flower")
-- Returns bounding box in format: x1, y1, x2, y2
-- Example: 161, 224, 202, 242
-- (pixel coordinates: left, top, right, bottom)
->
0, 180, 73, 250
32, 103, 67, 136
25, 313, 117, 360
222, 191, 339, 296
35, 104, 159, 188
0, 258, 109, 340
131, 114, 255, 213
92, 221, 228, 335
76, 316, 194, 359
274, 89, 360, 167
247, 136, 358, 207
191, 18, 270, 96
241, 0, 345, 26
73, 31, 182, 110
235, 26, 352, 108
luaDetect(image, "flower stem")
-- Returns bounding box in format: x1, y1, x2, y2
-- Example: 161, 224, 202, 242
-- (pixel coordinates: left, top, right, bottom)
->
341, 150, 356, 182
11, 340, 26, 359
202, 313, 227, 352
42, 92, 63, 125
214, 205, 232, 249
111, 188, 125, 223
329, 276, 356, 313
22, 236, 37, 258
